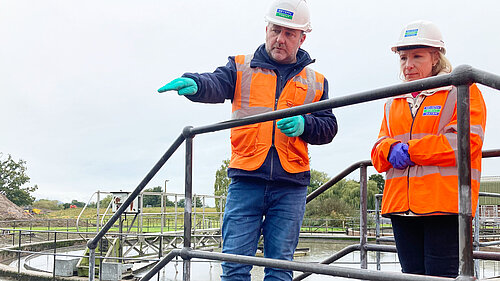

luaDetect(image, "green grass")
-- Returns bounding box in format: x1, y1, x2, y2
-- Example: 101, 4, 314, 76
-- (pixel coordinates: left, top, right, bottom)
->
39, 206, 219, 219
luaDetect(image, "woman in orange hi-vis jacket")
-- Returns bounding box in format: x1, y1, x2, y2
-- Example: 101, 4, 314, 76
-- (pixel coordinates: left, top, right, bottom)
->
371, 20, 487, 277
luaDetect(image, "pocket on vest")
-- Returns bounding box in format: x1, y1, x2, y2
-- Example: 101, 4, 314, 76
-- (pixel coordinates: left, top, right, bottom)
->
287, 137, 308, 166
231, 124, 259, 156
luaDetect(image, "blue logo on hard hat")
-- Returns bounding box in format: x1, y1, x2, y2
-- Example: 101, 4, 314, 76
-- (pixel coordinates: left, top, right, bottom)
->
276, 9, 294, 20
404, 29, 419, 37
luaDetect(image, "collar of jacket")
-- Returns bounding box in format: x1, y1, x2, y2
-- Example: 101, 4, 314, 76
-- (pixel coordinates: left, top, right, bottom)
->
249, 44, 315, 71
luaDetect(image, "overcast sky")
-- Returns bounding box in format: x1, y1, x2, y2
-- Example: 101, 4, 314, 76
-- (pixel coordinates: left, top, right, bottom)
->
1, 0, 500, 204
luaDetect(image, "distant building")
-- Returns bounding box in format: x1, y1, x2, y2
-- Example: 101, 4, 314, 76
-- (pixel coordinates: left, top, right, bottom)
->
478, 176, 500, 218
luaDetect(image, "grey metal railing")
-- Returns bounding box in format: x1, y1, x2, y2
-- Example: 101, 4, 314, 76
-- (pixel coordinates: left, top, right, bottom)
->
85, 65, 500, 281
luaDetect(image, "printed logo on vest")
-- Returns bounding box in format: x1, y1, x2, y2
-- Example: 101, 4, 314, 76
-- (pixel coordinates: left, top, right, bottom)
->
276, 9, 294, 20
422, 105, 441, 116
404, 29, 418, 37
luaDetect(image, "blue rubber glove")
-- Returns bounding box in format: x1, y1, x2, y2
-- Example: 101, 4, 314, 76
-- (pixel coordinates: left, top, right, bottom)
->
276, 116, 305, 137
388, 143, 415, 169
158, 77, 198, 95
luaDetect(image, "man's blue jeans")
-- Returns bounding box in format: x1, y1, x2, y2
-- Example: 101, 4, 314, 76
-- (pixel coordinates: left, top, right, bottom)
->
220, 177, 307, 281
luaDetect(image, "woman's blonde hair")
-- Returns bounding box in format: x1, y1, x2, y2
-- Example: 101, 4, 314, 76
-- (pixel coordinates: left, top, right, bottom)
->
399, 48, 452, 81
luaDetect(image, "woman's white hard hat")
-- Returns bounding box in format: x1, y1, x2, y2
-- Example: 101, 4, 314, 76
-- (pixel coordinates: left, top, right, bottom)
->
391, 20, 446, 54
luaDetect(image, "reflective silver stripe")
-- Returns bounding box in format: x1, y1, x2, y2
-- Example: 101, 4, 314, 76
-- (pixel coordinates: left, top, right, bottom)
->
393, 133, 410, 143
385, 99, 394, 135
472, 168, 482, 182
386, 165, 481, 182
235, 55, 254, 119
375, 136, 389, 144
293, 68, 323, 104
442, 124, 485, 142
233, 55, 322, 119
472, 124, 485, 142
444, 134, 458, 162
411, 133, 432, 139
234, 54, 276, 119
437, 87, 457, 133
385, 167, 408, 180
232, 107, 273, 119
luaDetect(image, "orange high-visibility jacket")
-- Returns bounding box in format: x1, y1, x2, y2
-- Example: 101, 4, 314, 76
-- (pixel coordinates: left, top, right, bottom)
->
229, 54, 324, 173
371, 84, 486, 216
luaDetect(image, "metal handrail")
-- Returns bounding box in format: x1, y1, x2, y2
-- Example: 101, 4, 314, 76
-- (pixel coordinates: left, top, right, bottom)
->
306, 160, 372, 203
87, 65, 500, 281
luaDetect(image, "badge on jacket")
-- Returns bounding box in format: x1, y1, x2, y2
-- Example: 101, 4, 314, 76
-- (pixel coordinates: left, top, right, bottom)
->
422, 105, 442, 116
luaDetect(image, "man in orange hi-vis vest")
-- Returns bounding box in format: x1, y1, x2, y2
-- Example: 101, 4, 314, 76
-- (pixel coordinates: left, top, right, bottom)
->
157, 1, 337, 280
371, 20, 486, 277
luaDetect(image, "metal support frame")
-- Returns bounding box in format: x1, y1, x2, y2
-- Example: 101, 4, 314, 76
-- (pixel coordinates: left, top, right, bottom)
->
183, 131, 194, 281
360, 164, 368, 269
86, 65, 500, 281
141, 248, 450, 281
456, 84, 475, 279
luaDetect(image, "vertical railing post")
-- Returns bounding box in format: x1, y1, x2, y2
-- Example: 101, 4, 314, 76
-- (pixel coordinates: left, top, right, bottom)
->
158, 234, 163, 281
53, 232, 57, 279
89, 248, 96, 281
359, 164, 368, 269
473, 205, 480, 278
456, 84, 475, 279
161, 193, 165, 234
96, 191, 101, 233
193, 194, 197, 235
175, 195, 179, 231
140, 194, 144, 233
375, 194, 381, 270
99, 238, 103, 281
183, 131, 194, 281
17, 230, 21, 273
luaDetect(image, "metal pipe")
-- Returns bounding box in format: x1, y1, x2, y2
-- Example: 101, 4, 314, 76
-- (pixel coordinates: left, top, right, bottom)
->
359, 164, 368, 269
307, 160, 372, 203
365, 243, 398, 253
89, 248, 96, 281
17, 230, 21, 273
139, 249, 181, 281
482, 149, 500, 158
456, 84, 474, 279
158, 235, 163, 281
185, 248, 451, 281
190, 74, 454, 136
53, 232, 57, 279
473, 205, 480, 278
96, 191, 100, 233
472, 251, 500, 260
375, 194, 382, 270
471, 67, 500, 91
183, 134, 194, 281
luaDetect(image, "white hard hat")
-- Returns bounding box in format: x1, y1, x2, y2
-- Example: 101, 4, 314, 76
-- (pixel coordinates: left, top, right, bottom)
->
391, 20, 446, 54
264, 0, 312, 33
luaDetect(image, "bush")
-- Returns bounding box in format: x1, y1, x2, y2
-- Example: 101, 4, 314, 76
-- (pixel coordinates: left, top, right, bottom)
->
33, 199, 62, 210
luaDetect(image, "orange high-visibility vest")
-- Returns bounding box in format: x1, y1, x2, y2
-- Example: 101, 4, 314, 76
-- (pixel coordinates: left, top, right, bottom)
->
229, 54, 324, 173
371, 84, 486, 216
